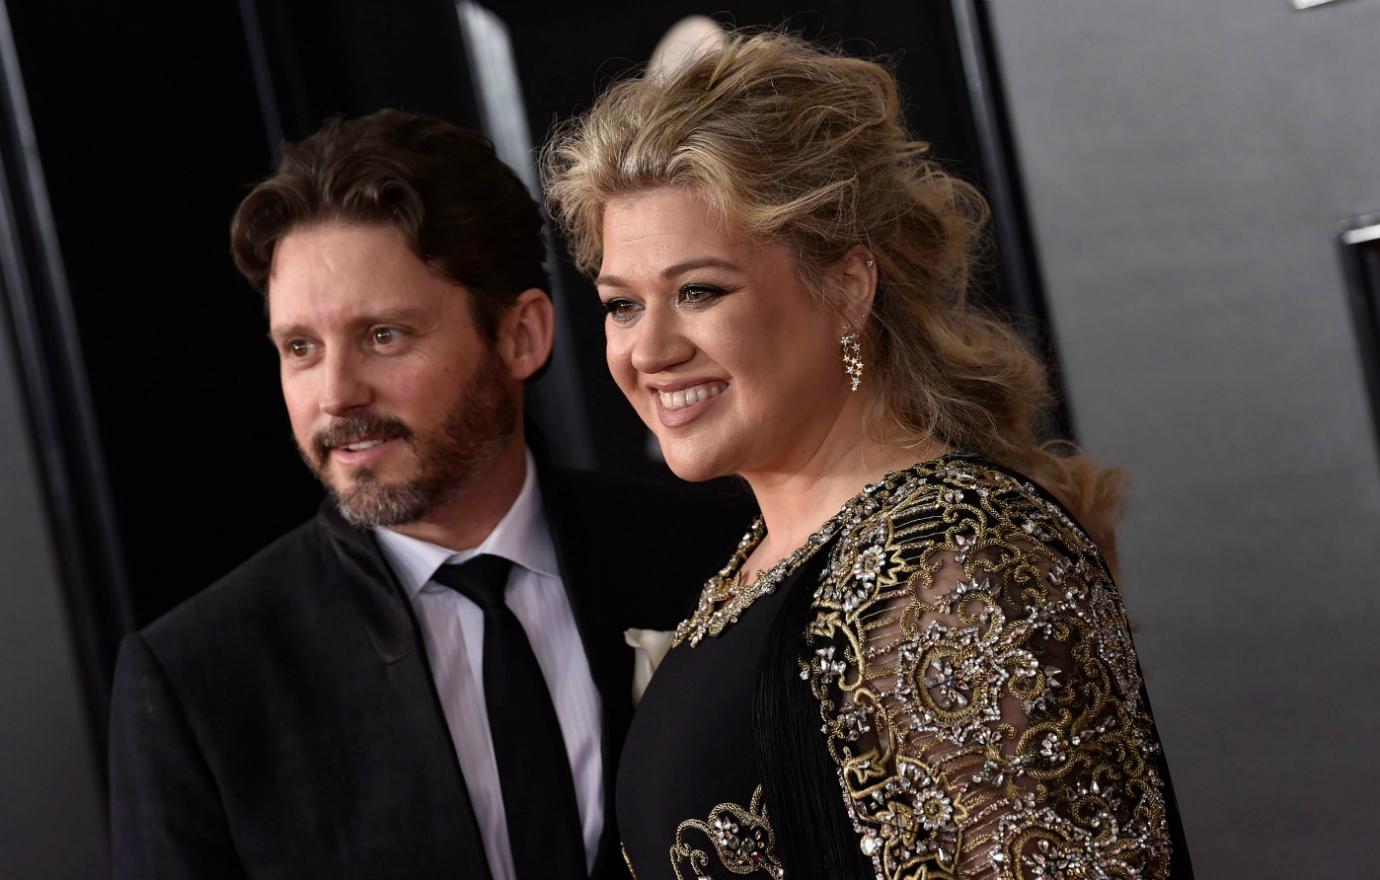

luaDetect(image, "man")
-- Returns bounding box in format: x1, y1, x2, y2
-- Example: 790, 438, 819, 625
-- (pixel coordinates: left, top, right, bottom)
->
108, 110, 743, 879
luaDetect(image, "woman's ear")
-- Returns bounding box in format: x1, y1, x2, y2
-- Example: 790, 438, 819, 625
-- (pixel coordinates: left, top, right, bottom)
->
831, 244, 878, 330
497, 288, 555, 381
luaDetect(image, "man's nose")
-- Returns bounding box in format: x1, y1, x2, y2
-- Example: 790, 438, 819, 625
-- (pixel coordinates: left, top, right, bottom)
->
319, 349, 373, 416
628, 305, 695, 375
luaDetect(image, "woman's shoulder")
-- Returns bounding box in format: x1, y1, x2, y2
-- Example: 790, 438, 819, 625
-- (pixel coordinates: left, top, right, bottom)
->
815, 451, 1134, 688
802, 452, 1174, 879
825, 452, 1107, 579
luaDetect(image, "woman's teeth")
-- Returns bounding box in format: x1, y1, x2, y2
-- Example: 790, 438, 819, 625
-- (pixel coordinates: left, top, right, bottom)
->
659, 383, 727, 410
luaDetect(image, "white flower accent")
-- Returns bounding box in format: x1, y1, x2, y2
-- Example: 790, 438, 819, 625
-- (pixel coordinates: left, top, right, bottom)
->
625, 627, 675, 705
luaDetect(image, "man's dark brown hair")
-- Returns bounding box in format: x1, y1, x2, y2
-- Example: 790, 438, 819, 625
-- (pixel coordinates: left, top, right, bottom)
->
230, 109, 549, 340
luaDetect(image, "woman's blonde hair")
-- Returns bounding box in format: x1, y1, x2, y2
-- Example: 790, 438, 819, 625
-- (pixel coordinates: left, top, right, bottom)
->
542, 30, 1125, 557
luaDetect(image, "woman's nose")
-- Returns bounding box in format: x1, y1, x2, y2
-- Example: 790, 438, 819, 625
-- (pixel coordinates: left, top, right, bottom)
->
628, 305, 696, 375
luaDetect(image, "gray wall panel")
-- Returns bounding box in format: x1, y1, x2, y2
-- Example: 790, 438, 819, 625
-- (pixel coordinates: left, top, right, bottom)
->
0, 325, 107, 873
987, 1, 1380, 875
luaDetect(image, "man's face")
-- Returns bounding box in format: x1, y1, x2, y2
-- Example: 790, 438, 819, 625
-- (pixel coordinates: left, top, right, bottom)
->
268, 222, 516, 527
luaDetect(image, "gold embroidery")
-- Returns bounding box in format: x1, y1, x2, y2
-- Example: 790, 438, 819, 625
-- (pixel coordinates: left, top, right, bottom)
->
623, 843, 639, 879
675, 472, 909, 648
803, 457, 1172, 879
670, 785, 784, 879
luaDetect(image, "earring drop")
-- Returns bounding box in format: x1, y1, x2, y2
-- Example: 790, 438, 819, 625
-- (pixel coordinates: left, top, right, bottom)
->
864, 257, 875, 268
841, 332, 864, 392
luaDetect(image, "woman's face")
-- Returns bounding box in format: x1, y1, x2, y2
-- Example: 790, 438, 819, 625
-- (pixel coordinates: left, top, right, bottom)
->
596, 186, 852, 482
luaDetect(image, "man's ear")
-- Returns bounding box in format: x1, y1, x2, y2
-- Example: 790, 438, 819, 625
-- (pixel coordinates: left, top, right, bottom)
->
497, 289, 555, 381
831, 245, 878, 330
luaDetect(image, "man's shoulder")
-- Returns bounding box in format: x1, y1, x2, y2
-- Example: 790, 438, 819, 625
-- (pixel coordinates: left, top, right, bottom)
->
539, 468, 751, 626
138, 514, 336, 661
547, 466, 752, 525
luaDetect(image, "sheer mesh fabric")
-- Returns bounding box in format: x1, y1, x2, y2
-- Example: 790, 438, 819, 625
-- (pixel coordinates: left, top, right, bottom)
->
802, 459, 1171, 880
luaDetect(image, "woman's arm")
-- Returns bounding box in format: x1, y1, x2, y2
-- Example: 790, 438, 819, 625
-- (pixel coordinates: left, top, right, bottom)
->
803, 463, 1172, 879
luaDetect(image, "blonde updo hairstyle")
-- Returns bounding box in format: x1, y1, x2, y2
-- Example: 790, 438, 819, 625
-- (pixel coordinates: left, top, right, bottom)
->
543, 30, 1125, 557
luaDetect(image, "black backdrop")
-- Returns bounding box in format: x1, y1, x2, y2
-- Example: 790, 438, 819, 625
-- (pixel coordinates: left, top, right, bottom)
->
2, 0, 1055, 761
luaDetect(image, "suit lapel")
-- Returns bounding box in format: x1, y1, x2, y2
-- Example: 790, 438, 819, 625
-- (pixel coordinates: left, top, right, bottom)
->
320, 502, 495, 880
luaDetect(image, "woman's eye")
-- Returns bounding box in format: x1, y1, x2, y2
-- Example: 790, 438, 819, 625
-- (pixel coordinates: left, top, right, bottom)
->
678, 284, 726, 306
602, 298, 642, 324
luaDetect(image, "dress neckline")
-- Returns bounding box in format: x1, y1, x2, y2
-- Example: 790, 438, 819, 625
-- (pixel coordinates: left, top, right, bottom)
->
672, 452, 968, 647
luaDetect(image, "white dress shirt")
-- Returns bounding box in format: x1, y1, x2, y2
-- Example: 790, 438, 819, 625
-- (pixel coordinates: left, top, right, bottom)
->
374, 450, 604, 879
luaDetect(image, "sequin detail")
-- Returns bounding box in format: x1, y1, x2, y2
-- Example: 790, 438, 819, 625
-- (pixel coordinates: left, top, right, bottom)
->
802, 457, 1172, 879
673, 473, 899, 648
670, 786, 785, 879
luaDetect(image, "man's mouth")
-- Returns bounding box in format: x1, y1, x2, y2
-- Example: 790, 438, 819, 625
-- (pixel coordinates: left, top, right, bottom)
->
327, 435, 403, 469
337, 437, 391, 452
312, 415, 413, 468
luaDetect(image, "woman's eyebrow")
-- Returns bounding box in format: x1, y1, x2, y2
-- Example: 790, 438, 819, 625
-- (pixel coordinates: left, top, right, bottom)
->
596, 256, 744, 288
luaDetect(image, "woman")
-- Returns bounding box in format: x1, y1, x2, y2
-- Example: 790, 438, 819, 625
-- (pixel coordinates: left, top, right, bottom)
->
544, 31, 1190, 880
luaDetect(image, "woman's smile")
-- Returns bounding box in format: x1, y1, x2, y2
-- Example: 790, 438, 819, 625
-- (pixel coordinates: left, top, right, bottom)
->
651, 380, 729, 426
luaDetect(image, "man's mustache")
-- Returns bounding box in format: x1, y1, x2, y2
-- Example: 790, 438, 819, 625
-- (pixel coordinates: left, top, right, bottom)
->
311, 414, 414, 466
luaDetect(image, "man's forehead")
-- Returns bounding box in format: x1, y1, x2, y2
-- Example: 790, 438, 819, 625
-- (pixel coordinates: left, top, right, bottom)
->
267, 223, 417, 290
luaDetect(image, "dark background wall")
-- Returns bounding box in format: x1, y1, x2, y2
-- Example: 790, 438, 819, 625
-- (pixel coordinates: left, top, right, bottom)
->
0, 311, 108, 879
5, 0, 314, 627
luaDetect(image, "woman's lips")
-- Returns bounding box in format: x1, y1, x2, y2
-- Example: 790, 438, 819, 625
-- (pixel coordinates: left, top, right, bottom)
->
658, 381, 727, 410
651, 381, 728, 427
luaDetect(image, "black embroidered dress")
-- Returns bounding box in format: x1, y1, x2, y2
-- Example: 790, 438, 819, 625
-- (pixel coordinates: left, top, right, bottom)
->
617, 455, 1190, 880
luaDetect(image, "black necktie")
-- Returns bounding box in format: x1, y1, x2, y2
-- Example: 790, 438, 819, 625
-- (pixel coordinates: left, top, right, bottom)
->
430, 555, 587, 880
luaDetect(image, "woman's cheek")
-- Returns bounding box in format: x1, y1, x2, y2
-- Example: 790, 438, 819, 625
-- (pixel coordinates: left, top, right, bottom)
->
606, 336, 642, 406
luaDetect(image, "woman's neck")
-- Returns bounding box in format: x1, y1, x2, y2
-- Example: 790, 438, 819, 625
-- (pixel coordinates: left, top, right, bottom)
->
739, 410, 946, 576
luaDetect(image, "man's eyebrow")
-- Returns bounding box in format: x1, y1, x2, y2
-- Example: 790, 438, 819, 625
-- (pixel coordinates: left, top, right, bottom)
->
595, 256, 745, 289
266, 308, 430, 341
267, 324, 308, 342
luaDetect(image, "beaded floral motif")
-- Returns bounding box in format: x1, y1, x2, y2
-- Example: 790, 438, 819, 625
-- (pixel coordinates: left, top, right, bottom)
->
802, 457, 1172, 879
673, 471, 919, 648
670, 786, 785, 879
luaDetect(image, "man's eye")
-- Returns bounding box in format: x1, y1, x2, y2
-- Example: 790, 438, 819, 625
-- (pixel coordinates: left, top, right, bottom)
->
286, 339, 314, 358
370, 327, 400, 345
601, 298, 642, 324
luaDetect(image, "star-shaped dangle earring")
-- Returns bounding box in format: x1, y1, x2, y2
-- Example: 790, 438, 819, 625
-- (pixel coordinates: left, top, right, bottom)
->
841, 332, 864, 392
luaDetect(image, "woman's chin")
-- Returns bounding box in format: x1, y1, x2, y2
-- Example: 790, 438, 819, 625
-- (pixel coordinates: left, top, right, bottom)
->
663, 459, 720, 483
660, 445, 732, 484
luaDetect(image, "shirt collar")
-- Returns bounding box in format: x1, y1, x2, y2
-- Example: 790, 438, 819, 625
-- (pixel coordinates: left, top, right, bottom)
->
373, 447, 559, 600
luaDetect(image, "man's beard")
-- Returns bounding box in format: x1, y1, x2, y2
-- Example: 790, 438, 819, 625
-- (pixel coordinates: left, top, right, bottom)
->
302, 350, 517, 528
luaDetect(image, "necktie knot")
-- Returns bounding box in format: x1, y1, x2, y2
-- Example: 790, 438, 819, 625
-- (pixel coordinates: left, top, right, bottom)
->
432, 554, 513, 611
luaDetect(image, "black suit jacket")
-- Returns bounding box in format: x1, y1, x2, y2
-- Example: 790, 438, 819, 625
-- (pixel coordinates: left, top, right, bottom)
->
109, 465, 748, 878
